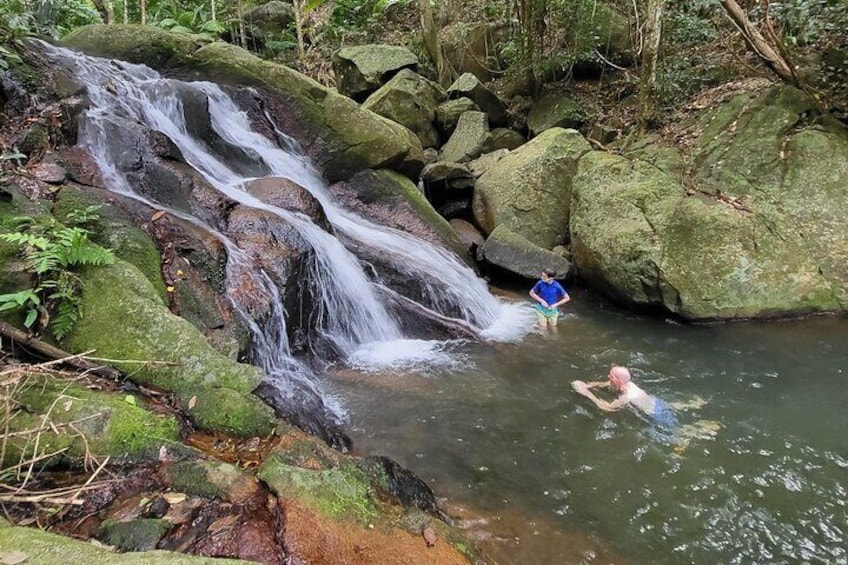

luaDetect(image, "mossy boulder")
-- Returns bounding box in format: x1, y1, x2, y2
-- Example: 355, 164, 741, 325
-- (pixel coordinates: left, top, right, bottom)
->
163, 460, 260, 502
435, 97, 479, 137
259, 454, 379, 524
440, 111, 493, 163
64, 259, 275, 436
527, 91, 585, 137
0, 518, 249, 564
570, 120, 846, 319
60, 26, 423, 183
53, 185, 167, 301
480, 225, 572, 279
62, 24, 203, 69
473, 127, 592, 247
3, 375, 179, 468
446, 73, 508, 127
363, 69, 446, 148
332, 44, 419, 101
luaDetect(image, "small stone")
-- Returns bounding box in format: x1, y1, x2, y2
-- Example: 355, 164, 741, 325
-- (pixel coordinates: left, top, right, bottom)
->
29, 162, 67, 184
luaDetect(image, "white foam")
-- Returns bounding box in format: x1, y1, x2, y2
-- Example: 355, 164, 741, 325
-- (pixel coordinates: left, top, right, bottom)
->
348, 339, 461, 372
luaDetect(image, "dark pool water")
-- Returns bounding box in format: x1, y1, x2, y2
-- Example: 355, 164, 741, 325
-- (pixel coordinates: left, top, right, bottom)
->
329, 289, 848, 564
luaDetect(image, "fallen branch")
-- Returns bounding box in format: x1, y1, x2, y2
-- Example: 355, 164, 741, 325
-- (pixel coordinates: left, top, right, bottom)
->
0, 321, 123, 380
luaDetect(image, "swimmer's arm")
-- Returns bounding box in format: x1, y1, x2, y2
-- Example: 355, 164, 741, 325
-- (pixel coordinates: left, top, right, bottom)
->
584, 381, 610, 389
576, 389, 628, 412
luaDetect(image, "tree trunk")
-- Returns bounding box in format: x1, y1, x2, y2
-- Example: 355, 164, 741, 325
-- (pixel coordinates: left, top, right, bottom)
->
90, 0, 114, 24
638, 0, 664, 129
210, 0, 216, 21
140, 0, 147, 25
419, 0, 452, 87
718, 0, 799, 86
236, 0, 247, 48
122, 0, 128, 23
292, 0, 305, 58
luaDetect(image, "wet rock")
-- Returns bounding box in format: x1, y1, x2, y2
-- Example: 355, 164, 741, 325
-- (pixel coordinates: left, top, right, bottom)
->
329, 168, 467, 260
242, 176, 331, 232
65, 259, 276, 437
357, 456, 441, 517
97, 518, 171, 551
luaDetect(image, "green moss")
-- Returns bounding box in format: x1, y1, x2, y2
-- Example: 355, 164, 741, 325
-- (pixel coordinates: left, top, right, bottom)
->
0, 521, 250, 563
166, 460, 256, 501
258, 454, 379, 524
53, 187, 167, 301
64, 259, 275, 437
5, 375, 179, 467
97, 518, 171, 552
62, 24, 204, 69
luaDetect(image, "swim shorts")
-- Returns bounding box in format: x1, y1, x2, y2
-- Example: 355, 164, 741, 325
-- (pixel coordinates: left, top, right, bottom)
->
650, 398, 678, 429
534, 304, 559, 324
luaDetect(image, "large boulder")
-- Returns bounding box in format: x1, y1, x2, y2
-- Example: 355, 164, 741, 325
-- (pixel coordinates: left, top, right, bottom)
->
447, 73, 508, 127
570, 84, 848, 320
527, 90, 585, 137
328, 168, 468, 261
65, 259, 276, 436
244, 1, 295, 35
441, 22, 508, 82
61, 27, 424, 183
473, 127, 591, 248
332, 44, 419, 101
440, 111, 494, 163
480, 225, 572, 279
363, 69, 446, 148
435, 97, 480, 137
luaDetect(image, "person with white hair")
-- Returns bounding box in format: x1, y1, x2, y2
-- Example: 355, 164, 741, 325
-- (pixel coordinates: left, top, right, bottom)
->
571, 366, 677, 428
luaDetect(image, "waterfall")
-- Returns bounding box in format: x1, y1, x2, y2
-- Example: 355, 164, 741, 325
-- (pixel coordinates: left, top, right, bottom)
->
44, 43, 532, 403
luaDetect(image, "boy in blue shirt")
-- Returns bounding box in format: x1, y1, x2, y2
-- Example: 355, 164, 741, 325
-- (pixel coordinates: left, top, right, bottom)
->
529, 268, 570, 330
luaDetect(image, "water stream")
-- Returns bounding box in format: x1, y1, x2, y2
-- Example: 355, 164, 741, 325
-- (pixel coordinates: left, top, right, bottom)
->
46, 44, 846, 563
333, 289, 848, 564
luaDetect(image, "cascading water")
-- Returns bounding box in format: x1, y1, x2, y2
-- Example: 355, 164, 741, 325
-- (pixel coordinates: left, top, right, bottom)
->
44, 43, 532, 413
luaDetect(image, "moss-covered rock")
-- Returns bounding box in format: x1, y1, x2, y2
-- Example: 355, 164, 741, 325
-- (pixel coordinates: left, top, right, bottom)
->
259, 453, 379, 524
332, 44, 419, 101
4, 375, 179, 467
163, 460, 259, 502
62, 24, 204, 69
97, 518, 171, 552
527, 91, 585, 137
64, 259, 275, 436
53, 185, 167, 300
480, 225, 572, 279
473, 127, 591, 247
363, 69, 446, 148
0, 518, 250, 564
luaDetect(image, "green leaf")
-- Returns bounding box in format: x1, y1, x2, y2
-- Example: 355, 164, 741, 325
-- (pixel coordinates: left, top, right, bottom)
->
24, 308, 38, 328
124, 395, 137, 406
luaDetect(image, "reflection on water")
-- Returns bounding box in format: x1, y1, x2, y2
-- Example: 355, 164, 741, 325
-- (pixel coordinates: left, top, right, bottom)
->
329, 289, 848, 564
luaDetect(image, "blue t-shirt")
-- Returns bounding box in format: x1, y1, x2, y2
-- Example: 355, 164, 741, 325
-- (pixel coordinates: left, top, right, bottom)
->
532, 279, 568, 306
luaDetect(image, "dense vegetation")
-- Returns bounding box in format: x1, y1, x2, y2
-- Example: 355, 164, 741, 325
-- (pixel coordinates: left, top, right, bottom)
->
1, 0, 846, 123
